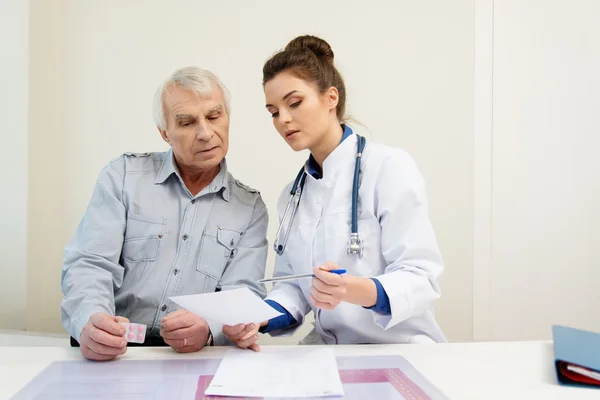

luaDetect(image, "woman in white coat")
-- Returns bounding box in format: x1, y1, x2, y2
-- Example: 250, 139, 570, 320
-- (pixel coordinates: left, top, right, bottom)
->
223, 35, 446, 350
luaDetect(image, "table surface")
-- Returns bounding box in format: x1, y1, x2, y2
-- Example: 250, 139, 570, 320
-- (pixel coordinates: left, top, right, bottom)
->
0, 335, 597, 399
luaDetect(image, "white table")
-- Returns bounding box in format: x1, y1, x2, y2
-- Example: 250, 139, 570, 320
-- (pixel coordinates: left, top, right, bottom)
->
0, 340, 597, 399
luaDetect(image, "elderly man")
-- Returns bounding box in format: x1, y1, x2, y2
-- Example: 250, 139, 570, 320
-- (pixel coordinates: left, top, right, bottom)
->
61, 67, 268, 361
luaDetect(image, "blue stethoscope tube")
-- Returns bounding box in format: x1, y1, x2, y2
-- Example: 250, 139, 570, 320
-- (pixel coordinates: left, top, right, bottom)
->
274, 135, 366, 258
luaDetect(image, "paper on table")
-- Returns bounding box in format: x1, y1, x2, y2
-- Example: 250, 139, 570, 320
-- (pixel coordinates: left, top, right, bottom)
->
205, 347, 345, 398
169, 287, 282, 326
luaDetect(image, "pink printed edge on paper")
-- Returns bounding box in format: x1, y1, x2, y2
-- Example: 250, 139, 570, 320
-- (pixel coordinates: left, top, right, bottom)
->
195, 368, 431, 400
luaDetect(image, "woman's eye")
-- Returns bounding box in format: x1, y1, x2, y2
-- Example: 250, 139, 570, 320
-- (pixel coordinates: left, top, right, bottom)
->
271, 111, 279, 118
290, 101, 302, 108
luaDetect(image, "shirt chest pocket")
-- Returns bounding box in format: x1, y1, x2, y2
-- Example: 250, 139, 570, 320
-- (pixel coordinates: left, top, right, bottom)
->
122, 216, 165, 263
197, 226, 243, 283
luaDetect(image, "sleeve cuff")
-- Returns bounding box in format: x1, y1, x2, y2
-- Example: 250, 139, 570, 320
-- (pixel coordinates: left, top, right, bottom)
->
206, 319, 229, 346
369, 273, 411, 330
263, 291, 308, 337
71, 306, 113, 343
259, 300, 297, 333
364, 278, 392, 314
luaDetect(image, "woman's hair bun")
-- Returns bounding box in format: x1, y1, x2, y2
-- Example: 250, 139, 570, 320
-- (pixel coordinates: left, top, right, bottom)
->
285, 35, 334, 61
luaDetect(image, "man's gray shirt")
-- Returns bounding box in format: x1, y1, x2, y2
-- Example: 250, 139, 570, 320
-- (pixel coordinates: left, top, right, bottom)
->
61, 150, 268, 345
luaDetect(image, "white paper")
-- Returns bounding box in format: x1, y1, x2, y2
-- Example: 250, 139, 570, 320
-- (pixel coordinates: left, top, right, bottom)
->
169, 287, 282, 326
205, 347, 345, 398
567, 365, 600, 382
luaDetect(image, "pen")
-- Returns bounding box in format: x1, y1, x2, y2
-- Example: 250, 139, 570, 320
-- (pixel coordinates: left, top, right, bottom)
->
258, 269, 346, 283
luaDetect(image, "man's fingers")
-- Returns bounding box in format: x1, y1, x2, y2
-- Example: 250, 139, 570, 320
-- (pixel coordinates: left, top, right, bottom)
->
161, 309, 188, 323
92, 314, 126, 337
172, 345, 200, 354
161, 313, 196, 332
115, 316, 130, 324
88, 326, 126, 349
80, 345, 118, 361
85, 336, 127, 357
160, 325, 195, 341
164, 336, 197, 349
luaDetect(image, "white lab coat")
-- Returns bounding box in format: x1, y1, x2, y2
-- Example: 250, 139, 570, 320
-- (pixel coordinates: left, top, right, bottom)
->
266, 132, 447, 344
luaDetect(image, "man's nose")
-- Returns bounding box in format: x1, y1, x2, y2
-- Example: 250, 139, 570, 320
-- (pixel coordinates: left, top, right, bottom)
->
195, 118, 214, 141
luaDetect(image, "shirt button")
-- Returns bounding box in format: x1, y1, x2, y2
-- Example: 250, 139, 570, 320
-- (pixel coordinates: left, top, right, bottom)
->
161, 305, 167, 312
182, 234, 188, 240
174, 269, 179, 275
191, 199, 195, 204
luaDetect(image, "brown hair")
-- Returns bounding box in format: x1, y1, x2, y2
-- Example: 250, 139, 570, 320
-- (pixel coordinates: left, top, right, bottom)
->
263, 35, 347, 121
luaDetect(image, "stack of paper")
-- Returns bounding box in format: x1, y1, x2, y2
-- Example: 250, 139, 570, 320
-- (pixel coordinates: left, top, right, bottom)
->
205, 347, 345, 398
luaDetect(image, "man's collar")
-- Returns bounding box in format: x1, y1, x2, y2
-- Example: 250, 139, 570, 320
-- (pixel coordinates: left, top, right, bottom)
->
155, 148, 177, 184
155, 149, 230, 201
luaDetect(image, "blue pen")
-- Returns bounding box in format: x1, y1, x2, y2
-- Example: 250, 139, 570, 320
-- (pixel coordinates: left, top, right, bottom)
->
258, 269, 346, 283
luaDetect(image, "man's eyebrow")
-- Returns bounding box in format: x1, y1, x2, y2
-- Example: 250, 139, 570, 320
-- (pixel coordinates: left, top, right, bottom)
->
208, 105, 224, 113
175, 114, 194, 120
265, 90, 299, 108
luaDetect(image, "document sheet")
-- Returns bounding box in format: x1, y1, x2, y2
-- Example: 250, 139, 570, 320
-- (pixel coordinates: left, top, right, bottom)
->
205, 347, 345, 398
169, 287, 282, 326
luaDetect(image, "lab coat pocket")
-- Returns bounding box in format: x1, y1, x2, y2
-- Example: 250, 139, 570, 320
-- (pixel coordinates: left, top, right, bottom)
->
197, 226, 242, 291
122, 215, 165, 263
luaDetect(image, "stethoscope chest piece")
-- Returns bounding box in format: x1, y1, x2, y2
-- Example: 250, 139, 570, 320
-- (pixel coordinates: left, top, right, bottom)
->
348, 232, 364, 258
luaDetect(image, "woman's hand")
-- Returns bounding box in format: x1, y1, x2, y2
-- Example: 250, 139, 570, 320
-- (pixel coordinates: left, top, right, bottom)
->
222, 321, 266, 352
309, 262, 349, 310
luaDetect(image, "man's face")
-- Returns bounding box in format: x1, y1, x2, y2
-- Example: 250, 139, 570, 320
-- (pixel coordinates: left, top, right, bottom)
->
159, 84, 229, 172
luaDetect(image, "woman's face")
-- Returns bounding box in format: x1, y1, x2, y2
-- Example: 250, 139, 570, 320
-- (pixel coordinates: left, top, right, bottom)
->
264, 71, 338, 152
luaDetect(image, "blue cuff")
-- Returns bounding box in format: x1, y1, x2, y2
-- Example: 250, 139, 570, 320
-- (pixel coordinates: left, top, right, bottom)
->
365, 278, 391, 315
259, 300, 297, 333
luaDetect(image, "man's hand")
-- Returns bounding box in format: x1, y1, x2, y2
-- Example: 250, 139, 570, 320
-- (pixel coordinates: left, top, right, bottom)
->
79, 312, 129, 361
160, 310, 210, 353
222, 321, 265, 352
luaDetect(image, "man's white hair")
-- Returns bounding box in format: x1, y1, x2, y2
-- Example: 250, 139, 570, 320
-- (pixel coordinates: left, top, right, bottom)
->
153, 66, 231, 130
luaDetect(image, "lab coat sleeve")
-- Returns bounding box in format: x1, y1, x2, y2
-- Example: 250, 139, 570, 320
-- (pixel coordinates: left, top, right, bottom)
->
264, 251, 311, 337
263, 184, 312, 337
371, 150, 444, 330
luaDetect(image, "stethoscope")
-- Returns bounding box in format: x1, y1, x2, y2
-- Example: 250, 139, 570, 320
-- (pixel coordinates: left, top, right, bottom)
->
273, 134, 367, 258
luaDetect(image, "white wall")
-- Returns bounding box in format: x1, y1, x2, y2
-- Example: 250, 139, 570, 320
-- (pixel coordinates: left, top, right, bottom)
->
24, 0, 475, 342
0, 0, 29, 330
476, 0, 600, 340
6, 0, 599, 344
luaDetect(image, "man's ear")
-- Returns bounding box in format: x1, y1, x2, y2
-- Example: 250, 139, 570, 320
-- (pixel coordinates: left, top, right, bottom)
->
158, 127, 170, 144
325, 86, 339, 112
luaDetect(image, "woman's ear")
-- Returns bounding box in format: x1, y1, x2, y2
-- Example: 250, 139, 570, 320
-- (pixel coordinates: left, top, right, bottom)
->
325, 86, 339, 112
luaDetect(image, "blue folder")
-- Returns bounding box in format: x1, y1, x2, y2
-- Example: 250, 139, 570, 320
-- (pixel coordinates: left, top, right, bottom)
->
552, 325, 600, 387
